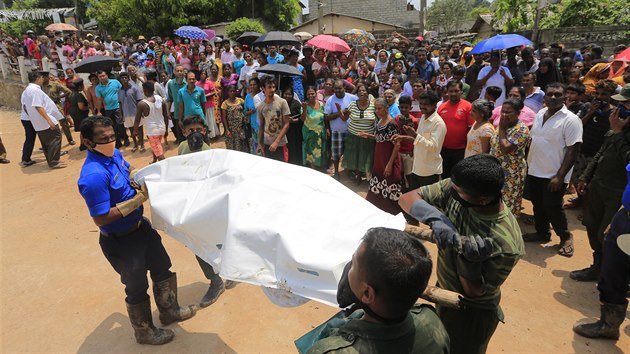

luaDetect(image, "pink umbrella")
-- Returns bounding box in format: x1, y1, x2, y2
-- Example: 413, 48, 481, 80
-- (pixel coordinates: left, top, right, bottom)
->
306, 35, 351, 53
203, 29, 216, 41
615, 47, 630, 62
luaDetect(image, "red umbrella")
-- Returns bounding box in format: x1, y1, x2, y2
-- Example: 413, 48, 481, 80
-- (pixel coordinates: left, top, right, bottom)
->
615, 47, 630, 62
306, 35, 350, 53
415, 35, 424, 41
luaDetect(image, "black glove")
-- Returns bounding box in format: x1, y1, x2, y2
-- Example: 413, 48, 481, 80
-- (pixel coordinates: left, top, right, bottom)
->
409, 199, 459, 249
460, 235, 494, 263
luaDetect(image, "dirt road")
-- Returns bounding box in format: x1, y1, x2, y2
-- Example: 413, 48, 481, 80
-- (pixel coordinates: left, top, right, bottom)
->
0, 108, 627, 353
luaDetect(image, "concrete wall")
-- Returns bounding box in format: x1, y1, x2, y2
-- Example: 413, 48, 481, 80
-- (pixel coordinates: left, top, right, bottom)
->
306, 0, 420, 28
294, 15, 401, 35
517, 25, 630, 56
0, 80, 26, 111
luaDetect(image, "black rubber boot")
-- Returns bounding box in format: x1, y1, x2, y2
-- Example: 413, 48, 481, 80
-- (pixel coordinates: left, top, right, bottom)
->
126, 299, 174, 345
153, 273, 197, 326
570, 253, 601, 282
200, 275, 225, 308
573, 303, 627, 340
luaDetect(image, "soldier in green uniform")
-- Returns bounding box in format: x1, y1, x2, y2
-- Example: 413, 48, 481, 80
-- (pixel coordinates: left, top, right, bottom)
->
399, 154, 524, 354
296, 227, 450, 354
42, 73, 75, 145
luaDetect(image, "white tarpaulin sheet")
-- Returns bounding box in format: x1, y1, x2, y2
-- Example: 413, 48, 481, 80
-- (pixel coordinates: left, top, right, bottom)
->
135, 149, 405, 307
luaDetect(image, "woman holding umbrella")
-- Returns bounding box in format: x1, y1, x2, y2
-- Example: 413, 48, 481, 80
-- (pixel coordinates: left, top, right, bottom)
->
286, 49, 306, 101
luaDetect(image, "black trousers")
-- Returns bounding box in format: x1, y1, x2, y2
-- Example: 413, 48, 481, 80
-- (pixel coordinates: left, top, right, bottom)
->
440, 148, 465, 179
438, 304, 501, 354
172, 119, 184, 144
36, 126, 62, 167
598, 208, 630, 305
21, 120, 37, 163
99, 218, 173, 305
407, 173, 440, 191
582, 183, 622, 259
195, 256, 218, 280
104, 109, 128, 147
526, 175, 570, 240
264, 144, 285, 161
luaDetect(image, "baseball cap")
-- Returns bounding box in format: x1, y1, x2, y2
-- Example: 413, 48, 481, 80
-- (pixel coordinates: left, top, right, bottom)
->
612, 84, 630, 102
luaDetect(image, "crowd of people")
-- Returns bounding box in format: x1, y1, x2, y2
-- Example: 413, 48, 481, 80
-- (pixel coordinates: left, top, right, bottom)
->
7, 26, 630, 352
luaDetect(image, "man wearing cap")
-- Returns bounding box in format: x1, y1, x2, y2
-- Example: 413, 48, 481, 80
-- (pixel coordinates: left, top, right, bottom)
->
41, 73, 75, 146
570, 84, 630, 282
21, 71, 66, 169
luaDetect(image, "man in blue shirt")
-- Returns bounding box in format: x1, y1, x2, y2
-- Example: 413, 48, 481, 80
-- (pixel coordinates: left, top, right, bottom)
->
95, 70, 129, 148
178, 71, 206, 123
267, 45, 284, 64
77, 116, 196, 345
413, 48, 435, 83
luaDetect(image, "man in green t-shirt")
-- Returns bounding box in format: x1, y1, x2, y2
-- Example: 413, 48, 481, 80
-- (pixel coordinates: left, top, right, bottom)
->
297, 227, 450, 354
399, 154, 524, 354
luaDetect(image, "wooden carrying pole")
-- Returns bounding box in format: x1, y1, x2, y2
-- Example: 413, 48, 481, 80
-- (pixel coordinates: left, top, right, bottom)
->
404, 224, 463, 309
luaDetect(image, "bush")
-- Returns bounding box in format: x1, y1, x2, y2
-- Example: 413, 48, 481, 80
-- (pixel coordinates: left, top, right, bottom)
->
225, 18, 266, 41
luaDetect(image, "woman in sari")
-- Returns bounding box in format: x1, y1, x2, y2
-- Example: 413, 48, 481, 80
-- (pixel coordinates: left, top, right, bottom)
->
301, 86, 327, 169
220, 63, 239, 101
208, 64, 223, 135
196, 70, 220, 138
583, 62, 611, 97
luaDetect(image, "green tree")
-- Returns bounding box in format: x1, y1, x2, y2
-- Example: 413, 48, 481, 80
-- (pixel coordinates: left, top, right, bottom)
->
540, 0, 630, 29
0, 0, 89, 35
493, 0, 536, 32
427, 0, 474, 35
468, 6, 492, 20
225, 18, 266, 41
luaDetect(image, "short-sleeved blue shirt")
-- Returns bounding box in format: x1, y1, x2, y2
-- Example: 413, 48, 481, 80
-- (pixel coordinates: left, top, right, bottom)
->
177, 85, 206, 121
78, 149, 143, 234
96, 79, 123, 110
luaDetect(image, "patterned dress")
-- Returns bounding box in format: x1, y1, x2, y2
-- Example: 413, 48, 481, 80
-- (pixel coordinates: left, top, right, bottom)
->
210, 78, 222, 124
490, 121, 530, 217
302, 103, 327, 167
221, 97, 250, 152
366, 120, 402, 215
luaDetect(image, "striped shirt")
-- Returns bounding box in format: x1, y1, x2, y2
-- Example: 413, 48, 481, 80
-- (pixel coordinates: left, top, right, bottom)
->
420, 179, 524, 309
347, 101, 376, 135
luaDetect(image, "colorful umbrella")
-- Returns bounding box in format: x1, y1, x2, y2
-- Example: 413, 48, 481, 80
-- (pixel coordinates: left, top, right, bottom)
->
469, 34, 533, 55
306, 35, 350, 53
174, 26, 208, 40
615, 47, 630, 62
203, 29, 216, 41
294, 31, 313, 40
45, 23, 78, 32
339, 29, 376, 48
415, 35, 424, 41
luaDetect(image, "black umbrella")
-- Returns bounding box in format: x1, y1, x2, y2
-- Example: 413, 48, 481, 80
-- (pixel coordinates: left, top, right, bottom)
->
237, 31, 263, 45
253, 31, 300, 47
74, 56, 121, 73
256, 64, 303, 77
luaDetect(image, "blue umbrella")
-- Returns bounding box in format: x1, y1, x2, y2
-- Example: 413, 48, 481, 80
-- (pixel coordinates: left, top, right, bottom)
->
174, 26, 208, 40
469, 34, 533, 55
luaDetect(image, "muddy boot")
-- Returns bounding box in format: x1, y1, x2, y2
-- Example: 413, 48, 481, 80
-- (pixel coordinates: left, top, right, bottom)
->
153, 273, 197, 326
200, 275, 226, 308
573, 303, 627, 340
126, 299, 174, 345
570, 253, 601, 282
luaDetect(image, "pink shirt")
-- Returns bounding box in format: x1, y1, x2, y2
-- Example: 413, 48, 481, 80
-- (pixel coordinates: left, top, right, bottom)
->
196, 80, 216, 108
491, 105, 536, 129
178, 56, 192, 70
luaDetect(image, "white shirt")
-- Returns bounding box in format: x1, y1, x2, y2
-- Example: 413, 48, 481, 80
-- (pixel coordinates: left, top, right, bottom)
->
21, 83, 63, 131
477, 65, 513, 106
527, 106, 583, 183
142, 95, 166, 136
239, 62, 260, 89
412, 111, 447, 177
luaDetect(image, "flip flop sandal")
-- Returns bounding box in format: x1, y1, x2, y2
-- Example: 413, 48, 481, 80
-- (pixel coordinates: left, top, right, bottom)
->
558, 240, 574, 257
139, 147, 146, 153
131, 147, 138, 152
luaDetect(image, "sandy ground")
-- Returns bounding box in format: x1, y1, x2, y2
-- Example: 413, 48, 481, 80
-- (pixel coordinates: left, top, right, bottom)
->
0, 107, 628, 353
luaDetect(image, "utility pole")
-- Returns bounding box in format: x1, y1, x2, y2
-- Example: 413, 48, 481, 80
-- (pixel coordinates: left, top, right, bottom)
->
252, 0, 255, 18
532, 0, 542, 48
419, 0, 426, 36
317, 1, 324, 34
